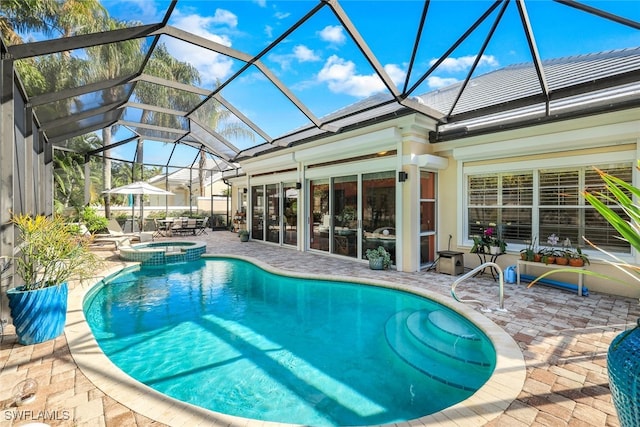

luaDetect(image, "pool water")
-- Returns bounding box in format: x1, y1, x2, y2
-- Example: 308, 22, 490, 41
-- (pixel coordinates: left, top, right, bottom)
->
84, 257, 495, 426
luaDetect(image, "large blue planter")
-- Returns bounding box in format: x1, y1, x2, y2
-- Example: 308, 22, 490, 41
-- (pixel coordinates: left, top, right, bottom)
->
7, 283, 69, 345
608, 318, 640, 427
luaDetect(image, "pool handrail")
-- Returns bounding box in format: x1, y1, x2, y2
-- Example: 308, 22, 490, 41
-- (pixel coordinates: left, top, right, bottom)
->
451, 262, 506, 312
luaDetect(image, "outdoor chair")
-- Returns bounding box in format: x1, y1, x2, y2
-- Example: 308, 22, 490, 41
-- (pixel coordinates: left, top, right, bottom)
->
171, 217, 188, 235
95, 219, 142, 242
154, 219, 172, 238
183, 218, 197, 235
197, 217, 209, 235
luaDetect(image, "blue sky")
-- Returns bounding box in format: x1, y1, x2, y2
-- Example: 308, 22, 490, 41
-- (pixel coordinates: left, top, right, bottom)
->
102, 0, 640, 166
22, 0, 640, 167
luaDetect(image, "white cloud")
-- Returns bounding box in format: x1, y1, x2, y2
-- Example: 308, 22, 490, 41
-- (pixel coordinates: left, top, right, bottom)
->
430, 54, 499, 73
253, 0, 267, 7
269, 44, 320, 71
317, 55, 405, 98
211, 9, 238, 28
427, 76, 459, 89
318, 25, 346, 45
165, 10, 237, 83
293, 45, 320, 62
265, 25, 273, 39
274, 11, 291, 20
384, 64, 406, 85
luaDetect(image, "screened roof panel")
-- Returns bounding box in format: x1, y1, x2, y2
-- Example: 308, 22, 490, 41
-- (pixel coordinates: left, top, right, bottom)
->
216, 63, 316, 138
44, 110, 122, 139
130, 81, 204, 112
143, 34, 247, 93
190, 98, 267, 151
3, 0, 639, 169
16, 38, 150, 99
132, 140, 197, 167
127, 125, 188, 142
186, 121, 240, 161
260, 4, 395, 119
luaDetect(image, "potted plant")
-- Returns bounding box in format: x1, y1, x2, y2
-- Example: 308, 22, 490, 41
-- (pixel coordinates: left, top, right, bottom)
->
7, 214, 102, 345
365, 246, 391, 270
540, 234, 560, 264
520, 237, 537, 261
238, 229, 250, 242
567, 247, 590, 267
554, 250, 570, 265
470, 235, 486, 254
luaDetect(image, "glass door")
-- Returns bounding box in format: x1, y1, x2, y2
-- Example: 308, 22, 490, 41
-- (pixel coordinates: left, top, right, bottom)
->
362, 171, 396, 264
266, 183, 280, 243
332, 176, 358, 258
420, 170, 437, 267
283, 182, 298, 246
251, 186, 264, 241
310, 179, 330, 252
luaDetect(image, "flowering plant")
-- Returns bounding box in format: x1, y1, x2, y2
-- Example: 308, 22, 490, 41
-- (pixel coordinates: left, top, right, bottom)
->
471, 222, 507, 253
539, 233, 561, 257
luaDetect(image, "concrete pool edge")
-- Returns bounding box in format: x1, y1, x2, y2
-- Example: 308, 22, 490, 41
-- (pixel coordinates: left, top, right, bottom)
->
66, 255, 526, 427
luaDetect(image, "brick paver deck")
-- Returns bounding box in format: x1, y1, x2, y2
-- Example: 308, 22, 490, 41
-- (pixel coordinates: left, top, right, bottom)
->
1, 230, 638, 426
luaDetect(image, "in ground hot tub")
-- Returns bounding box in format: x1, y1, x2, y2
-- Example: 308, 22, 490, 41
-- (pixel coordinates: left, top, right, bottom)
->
119, 241, 206, 266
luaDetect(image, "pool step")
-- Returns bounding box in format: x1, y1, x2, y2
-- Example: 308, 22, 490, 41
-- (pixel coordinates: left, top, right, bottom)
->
384, 309, 494, 391
406, 310, 490, 366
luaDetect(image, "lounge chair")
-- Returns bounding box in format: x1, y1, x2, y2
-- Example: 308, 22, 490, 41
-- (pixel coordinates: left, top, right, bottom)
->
94, 219, 142, 242
78, 223, 129, 249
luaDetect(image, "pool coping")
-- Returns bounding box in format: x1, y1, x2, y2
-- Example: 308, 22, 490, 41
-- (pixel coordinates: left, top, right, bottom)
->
65, 254, 526, 427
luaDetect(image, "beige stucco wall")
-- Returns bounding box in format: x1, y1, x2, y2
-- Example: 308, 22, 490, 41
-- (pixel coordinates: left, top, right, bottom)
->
229, 108, 640, 299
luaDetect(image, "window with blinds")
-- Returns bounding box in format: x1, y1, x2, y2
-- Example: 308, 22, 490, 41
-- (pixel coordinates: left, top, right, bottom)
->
467, 172, 533, 244
466, 164, 632, 253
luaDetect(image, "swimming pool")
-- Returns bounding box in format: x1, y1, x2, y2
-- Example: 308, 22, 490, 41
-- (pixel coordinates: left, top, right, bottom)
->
84, 256, 497, 426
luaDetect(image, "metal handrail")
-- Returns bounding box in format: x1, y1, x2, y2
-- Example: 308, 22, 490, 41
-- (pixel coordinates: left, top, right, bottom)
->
451, 262, 506, 312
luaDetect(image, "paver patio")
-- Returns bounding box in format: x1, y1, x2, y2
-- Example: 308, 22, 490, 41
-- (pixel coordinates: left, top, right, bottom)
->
1, 230, 638, 426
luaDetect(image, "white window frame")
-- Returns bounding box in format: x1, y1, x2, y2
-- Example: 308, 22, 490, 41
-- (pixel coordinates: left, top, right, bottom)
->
459, 150, 636, 260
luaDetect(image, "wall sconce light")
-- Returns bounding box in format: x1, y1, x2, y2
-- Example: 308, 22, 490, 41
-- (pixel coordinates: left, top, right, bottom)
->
398, 171, 408, 182
295, 182, 302, 190
243, 188, 248, 193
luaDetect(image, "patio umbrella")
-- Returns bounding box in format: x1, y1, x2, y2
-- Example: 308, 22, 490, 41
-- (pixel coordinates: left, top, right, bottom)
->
103, 181, 174, 227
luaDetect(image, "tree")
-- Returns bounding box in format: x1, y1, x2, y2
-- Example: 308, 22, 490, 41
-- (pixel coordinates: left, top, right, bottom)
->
53, 133, 102, 208
194, 92, 255, 196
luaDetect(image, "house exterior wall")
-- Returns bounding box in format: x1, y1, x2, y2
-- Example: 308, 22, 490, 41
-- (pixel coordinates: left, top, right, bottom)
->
431, 108, 640, 298
231, 108, 640, 299
231, 115, 446, 272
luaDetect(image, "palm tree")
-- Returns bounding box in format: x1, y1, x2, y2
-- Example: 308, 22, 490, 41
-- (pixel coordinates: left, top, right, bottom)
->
135, 43, 201, 166
0, 0, 56, 45
82, 17, 143, 217
53, 133, 102, 208
194, 92, 255, 196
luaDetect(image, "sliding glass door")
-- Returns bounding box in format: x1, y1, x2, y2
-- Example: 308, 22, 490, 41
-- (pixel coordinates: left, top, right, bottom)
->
283, 183, 298, 246
332, 176, 358, 258
310, 179, 330, 252
266, 184, 279, 243
362, 171, 396, 264
251, 182, 299, 246
309, 172, 396, 264
251, 186, 264, 241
